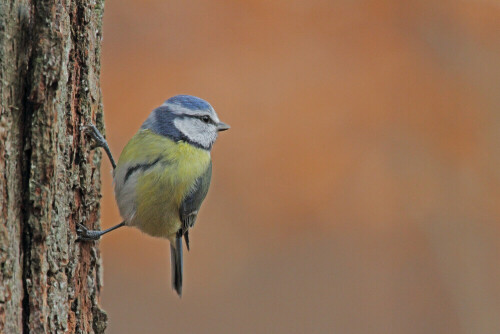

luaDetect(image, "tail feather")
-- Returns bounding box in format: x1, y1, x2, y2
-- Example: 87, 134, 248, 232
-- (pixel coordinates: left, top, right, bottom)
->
170, 235, 183, 297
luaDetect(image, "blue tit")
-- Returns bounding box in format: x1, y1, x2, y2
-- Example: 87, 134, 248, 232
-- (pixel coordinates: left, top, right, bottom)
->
78, 95, 230, 296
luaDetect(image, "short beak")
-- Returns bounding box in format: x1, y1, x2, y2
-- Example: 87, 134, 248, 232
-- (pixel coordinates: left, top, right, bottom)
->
217, 121, 230, 132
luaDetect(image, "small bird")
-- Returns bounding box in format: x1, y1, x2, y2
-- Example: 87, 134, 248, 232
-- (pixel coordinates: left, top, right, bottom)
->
78, 95, 230, 296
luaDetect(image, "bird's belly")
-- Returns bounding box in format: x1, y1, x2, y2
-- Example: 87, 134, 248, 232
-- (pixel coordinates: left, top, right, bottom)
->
114, 135, 211, 240
132, 157, 210, 238
132, 171, 192, 239
135, 206, 181, 240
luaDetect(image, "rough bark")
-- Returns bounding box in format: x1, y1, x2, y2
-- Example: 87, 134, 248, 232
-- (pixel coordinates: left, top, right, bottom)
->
0, 1, 107, 333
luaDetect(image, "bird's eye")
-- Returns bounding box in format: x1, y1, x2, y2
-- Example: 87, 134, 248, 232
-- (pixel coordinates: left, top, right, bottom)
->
201, 116, 211, 123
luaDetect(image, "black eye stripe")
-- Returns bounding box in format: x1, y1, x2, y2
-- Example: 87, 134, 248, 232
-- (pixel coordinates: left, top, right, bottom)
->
187, 114, 216, 125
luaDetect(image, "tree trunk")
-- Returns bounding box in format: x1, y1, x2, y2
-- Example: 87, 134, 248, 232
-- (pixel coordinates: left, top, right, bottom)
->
0, 1, 107, 333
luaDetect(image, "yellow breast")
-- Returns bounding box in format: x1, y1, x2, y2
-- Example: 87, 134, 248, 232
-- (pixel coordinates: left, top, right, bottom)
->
117, 130, 211, 239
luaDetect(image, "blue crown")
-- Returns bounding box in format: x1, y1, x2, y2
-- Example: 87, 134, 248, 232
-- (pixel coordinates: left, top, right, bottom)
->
165, 95, 212, 111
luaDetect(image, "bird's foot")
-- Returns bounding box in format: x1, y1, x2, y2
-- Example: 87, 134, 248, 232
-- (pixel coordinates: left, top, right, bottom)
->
81, 123, 117, 168
81, 124, 107, 150
76, 223, 102, 242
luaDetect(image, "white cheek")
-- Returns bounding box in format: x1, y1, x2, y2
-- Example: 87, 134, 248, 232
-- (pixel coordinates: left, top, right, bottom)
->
173, 118, 217, 148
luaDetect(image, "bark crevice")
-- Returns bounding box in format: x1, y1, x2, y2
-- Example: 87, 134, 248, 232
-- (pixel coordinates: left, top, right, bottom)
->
19, 7, 35, 334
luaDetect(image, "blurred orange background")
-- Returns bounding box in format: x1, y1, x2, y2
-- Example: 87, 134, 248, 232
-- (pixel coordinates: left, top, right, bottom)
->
98, 1, 500, 333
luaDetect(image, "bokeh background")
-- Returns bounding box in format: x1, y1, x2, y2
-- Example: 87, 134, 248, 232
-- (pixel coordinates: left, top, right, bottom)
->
98, 1, 500, 333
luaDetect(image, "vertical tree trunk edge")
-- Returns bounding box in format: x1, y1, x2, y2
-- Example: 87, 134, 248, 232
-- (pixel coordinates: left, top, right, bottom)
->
1, 1, 108, 333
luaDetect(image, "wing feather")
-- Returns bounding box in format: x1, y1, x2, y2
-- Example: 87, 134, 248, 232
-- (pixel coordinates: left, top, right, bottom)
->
179, 161, 212, 241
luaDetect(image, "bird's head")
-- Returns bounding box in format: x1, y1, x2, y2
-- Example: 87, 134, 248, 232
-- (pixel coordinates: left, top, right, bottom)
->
142, 95, 230, 150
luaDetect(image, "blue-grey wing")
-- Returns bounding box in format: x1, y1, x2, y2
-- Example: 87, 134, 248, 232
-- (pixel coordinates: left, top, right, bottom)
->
179, 161, 212, 249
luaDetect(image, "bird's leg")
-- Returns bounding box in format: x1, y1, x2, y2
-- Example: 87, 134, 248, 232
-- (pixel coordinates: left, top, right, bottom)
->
78, 124, 120, 242
77, 221, 126, 241
81, 124, 117, 169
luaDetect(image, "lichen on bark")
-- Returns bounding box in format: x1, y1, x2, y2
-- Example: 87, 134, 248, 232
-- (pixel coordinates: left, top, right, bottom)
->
0, 1, 108, 333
